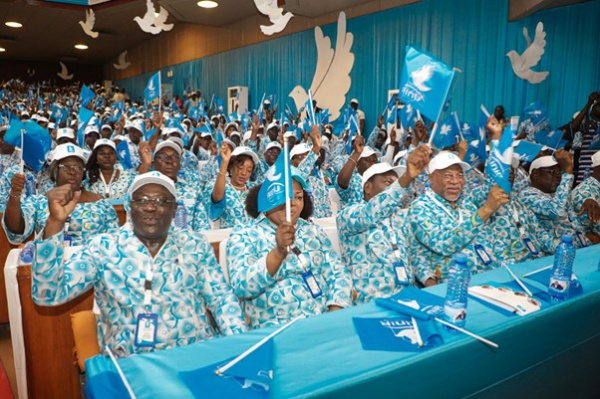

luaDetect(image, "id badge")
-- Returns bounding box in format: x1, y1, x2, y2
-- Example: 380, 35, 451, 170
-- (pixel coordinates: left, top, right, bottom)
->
575, 232, 587, 248
473, 244, 492, 265
522, 237, 539, 256
393, 261, 409, 285
135, 313, 158, 347
63, 234, 73, 247
301, 270, 323, 298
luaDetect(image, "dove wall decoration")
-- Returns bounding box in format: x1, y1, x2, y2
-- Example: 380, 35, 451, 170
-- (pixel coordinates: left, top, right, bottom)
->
254, 0, 294, 36
114, 51, 132, 70
134, 0, 174, 35
57, 62, 73, 80
507, 22, 549, 84
289, 11, 354, 122
79, 9, 99, 39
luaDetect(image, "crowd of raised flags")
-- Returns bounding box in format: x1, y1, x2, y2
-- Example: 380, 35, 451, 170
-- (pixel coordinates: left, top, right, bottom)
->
0, 46, 599, 372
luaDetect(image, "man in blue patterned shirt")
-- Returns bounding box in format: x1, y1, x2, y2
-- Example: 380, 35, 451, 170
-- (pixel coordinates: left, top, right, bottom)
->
32, 172, 247, 357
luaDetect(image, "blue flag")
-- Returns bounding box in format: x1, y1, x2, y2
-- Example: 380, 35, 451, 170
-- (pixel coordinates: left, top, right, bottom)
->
375, 286, 445, 320
257, 144, 292, 213
463, 121, 487, 166
522, 101, 548, 127
346, 114, 360, 155
79, 85, 96, 108
485, 117, 517, 193
399, 103, 417, 130
513, 140, 544, 163
5, 119, 52, 172
51, 104, 67, 124
214, 96, 224, 114
353, 317, 442, 352
110, 101, 124, 123
386, 104, 400, 125
533, 129, 564, 149
398, 46, 455, 122
116, 140, 133, 170
383, 94, 397, 115
432, 112, 462, 149
306, 91, 316, 126
77, 107, 94, 148
144, 72, 161, 103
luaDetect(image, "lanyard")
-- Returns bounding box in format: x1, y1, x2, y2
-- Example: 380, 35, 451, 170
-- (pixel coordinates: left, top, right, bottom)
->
509, 204, 528, 237
426, 191, 464, 224
383, 218, 402, 261
143, 261, 154, 308
99, 169, 117, 198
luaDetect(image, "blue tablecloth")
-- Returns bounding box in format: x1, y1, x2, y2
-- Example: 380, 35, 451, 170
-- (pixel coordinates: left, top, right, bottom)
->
86, 245, 600, 398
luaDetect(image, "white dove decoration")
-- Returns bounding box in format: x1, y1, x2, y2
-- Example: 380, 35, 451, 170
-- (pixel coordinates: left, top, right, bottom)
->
507, 22, 549, 84
289, 11, 354, 122
79, 9, 99, 39
411, 64, 433, 92
254, 0, 294, 36
134, 0, 173, 35
57, 62, 73, 80
113, 51, 131, 70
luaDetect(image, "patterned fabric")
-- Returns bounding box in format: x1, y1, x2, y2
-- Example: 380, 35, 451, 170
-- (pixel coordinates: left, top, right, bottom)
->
195, 146, 211, 161
197, 156, 219, 191
0, 164, 39, 211
126, 139, 141, 169
336, 182, 413, 304
407, 188, 496, 284
174, 174, 211, 232
334, 171, 364, 207
308, 170, 332, 218
226, 214, 352, 329
569, 175, 600, 235
518, 173, 590, 247
205, 178, 254, 229
0, 149, 21, 172
32, 224, 247, 358
572, 119, 599, 184
180, 149, 200, 171
1, 195, 119, 245
83, 169, 137, 200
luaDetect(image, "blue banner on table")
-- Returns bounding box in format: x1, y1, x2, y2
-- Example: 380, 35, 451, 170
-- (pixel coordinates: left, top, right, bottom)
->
4, 119, 52, 172
485, 118, 516, 194
353, 317, 442, 351
398, 46, 456, 122
375, 286, 445, 320
179, 339, 273, 398
257, 145, 292, 213
514, 140, 544, 163
144, 72, 161, 103
432, 112, 462, 149
116, 140, 133, 170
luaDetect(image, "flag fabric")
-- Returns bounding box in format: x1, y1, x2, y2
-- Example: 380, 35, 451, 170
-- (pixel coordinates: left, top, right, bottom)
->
398, 46, 455, 123
352, 317, 442, 352
485, 116, 517, 194
463, 120, 488, 166
178, 340, 273, 398
432, 112, 462, 149
386, 104, 400, 125
214, 96, 225, 114
399, 103, 417, 130
144, 72, 161, 103
4, 119, 52, 172
110, 101, 124, 123
346, 114, 360, 155
478, 105, 491, 140
375, 286, 445, 320
51, 104, 67, 124
383, 94, 397, 115
533, 129, 564, 149
77, 107, 94, 148
522, 101, 548, 127
257, 144, 292, 213
513, 141, 544, 163
305, 91, 316, 126
79, 85, 96, 108
116, 140, 133, 170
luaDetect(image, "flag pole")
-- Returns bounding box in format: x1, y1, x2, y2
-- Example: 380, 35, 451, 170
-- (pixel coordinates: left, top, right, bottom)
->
215, 316, 302, 376
158, 72, 162, 113
20, 127, 24, 174
283, 131, 292, 224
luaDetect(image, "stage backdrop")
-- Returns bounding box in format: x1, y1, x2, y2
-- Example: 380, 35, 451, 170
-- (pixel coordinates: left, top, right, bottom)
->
115, 0, 600, 134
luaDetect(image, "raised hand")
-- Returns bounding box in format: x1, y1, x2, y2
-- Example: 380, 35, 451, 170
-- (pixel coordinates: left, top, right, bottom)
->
457, 139, 468, 160
46, 185, 81, 224
9, 173, 26, 197
138, 141, 152, 165
486, 116, 503, 140
403, 144, 432, 181
275, 221, 296, 256
310, 124, 322, 153
554, 149, 574, 174
478, 185, 509, 221
353, 133, 365, 156
220, 142, 232, 166
578, 199, 600, 224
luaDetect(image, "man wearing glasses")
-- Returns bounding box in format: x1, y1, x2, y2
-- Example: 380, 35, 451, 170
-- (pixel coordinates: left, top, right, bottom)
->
407, 151, 508, 286
519, 150, 590, 248
31, 171, 247, 358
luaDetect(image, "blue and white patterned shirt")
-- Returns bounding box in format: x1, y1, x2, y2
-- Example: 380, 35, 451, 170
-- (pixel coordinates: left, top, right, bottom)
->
226, 214, 352, 329
32, 224, 247, 358
205, 179, 254, 229
569, 175, 600, 236
174, 174, 211, 232
83, 169, 137, 200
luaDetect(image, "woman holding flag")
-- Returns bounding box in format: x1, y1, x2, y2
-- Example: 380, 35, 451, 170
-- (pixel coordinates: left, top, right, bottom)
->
226, 136, 352, 329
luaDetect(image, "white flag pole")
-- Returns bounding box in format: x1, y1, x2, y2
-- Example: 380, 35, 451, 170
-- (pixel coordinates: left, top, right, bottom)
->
283, 132, 292, 224
20, 127, 24, 174
106, 346, 137, 399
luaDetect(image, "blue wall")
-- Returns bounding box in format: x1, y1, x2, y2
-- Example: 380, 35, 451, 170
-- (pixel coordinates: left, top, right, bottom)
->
116, 0, 600, 133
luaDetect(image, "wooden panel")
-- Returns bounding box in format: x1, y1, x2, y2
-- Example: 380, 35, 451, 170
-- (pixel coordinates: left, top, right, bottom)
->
0, 213, 20, 323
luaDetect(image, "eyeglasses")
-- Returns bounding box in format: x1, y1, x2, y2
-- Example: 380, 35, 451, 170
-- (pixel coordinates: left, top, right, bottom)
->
155, 153, 181, 163
438, 172, 465, 182
130, 196, 176, 207
57, 164, 85, 173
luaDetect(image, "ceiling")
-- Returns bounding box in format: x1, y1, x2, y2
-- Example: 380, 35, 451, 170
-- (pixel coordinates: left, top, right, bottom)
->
0, 0, 592, 65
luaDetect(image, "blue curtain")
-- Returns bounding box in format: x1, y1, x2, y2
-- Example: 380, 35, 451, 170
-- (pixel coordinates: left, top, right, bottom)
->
116, 0, 600, 133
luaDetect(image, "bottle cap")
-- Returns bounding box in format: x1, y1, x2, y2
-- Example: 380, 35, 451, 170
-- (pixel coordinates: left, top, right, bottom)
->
561, 235, 573, 243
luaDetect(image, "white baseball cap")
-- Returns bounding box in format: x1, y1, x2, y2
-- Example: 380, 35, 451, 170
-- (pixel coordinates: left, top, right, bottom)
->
592, 151, 600, 168
53, 143, 86, 162
84, 125, 100, 136
264, 99, 271, 105
350, 98, 359, 105
393, 149, 408, 166
267, 122, 279, 131
361, 162, 406, 188
167, 136, 184, 149
231, 146, 259, 166
360, 146, 382, 159
56, 128, 75, 140
529, 155, 558, 174
93, 138, 116, 151
428, 151, 470, 174
101, 124, 113, 132
264, 141, 282, 154
290, 143, 311, 159
154, 140, 182, 156
129, 171, 176, 198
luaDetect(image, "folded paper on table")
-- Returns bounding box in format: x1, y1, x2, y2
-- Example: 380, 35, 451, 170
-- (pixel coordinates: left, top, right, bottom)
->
469, 283, 541, 316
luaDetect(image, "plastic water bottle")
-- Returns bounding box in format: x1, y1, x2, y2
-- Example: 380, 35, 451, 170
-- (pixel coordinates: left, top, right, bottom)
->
18, 241, 35, 265
443, 253, 471, 329
549, 235, 576, 302
174, 200, 188, 229
25, 174, 36, 197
